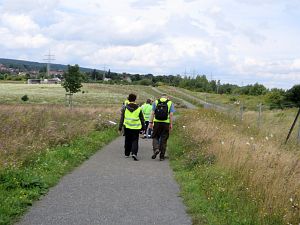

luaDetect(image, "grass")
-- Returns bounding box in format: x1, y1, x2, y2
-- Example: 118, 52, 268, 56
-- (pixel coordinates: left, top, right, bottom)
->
0, 83, 162, 106
168, 109, 300, 224
0, 104, 119, 169
0, 128, 118, 225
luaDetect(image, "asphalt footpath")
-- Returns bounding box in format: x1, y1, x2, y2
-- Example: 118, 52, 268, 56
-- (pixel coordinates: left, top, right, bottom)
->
16, 136, 192, 225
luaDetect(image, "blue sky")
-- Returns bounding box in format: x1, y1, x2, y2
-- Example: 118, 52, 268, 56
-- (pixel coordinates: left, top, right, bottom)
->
0, 0, 299, 89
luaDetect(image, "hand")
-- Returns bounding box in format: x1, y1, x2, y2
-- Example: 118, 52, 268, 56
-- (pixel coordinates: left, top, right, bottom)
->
148, 122, 154, 129
118, 129, 122, 135
169, 123, 173, 131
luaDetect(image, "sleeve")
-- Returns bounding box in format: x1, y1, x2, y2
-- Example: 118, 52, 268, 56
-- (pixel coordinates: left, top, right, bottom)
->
169, 103, 175, 113
152, 102, 156, 111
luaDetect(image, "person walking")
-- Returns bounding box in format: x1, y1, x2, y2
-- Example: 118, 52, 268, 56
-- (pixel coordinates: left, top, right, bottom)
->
142, 99, 152, 138
119, 93, 145, 161
148, 94, 175, 161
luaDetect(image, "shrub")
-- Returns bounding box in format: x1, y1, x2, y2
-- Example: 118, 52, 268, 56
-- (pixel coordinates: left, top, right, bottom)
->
21, 95, 29, 102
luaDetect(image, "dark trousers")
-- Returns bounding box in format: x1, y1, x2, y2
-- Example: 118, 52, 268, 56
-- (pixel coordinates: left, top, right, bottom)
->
124, 128, 140, 156
152, 122, 170, 158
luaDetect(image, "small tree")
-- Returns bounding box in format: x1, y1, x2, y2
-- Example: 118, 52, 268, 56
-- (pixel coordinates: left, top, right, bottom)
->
62, 64, 83, 108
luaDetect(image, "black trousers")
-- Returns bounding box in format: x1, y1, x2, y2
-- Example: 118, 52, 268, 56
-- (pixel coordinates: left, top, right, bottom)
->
124, 128, 140, 156
152, 122, 170, 158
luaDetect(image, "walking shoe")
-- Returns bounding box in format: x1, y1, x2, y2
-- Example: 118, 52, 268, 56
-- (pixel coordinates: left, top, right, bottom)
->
159, 157, 165, 161
151, 150, 159, 159
125, 155, 130, 158
132, 154, 139, 161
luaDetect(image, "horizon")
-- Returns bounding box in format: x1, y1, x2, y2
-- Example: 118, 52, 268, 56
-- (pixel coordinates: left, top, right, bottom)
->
0, 0, 299, 89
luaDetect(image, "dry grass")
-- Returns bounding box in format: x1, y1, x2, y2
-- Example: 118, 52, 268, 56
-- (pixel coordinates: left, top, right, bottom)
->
0, 104, 119, 169
179, 108, 300, 223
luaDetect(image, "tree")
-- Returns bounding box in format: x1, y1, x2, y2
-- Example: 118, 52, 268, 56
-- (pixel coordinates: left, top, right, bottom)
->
62, 64, 83, 107
286, 84, 300, 107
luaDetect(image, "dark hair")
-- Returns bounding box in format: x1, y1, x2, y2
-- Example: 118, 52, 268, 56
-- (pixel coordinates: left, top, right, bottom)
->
128, 93, 137, 102
146, 99, 151, 104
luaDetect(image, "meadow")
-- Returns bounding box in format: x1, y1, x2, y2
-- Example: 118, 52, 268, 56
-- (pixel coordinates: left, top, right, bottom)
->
1, 82, 299, 225
169, 108, 300, 224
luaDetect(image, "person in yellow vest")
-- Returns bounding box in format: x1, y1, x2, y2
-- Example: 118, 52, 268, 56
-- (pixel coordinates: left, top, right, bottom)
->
141, 99, 153, 138
119, 93, 145, 161
148, 94, 175, 161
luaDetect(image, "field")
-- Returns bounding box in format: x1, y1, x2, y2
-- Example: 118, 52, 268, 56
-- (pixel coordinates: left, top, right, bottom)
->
0, 83, 171, 106
1, 83, 300, 224
169, 109, 300, 224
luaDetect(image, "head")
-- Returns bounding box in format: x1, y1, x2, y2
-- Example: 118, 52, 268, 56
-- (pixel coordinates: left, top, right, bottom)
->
128, 93, 137, 102
161, 93, 168, 99
146, 99, 151, 104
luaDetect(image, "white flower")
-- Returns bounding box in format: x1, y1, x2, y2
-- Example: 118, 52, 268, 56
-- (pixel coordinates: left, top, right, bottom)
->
246, 142, 250, 145
290, 198, 293, 202
221, 141, 224, 145
182, 126, 186, 129
233, 124, 236, 127
265, 136, 269, 140
250, 137, 254, 140
270, 134, 273, 138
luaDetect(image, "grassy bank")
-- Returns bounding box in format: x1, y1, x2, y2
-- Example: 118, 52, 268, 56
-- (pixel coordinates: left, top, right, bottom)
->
168, 109, 300, 224
0, 105, 119, 168
0, 128, 118, 225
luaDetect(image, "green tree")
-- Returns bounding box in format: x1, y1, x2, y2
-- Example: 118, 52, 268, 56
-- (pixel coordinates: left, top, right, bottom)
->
286, 84, 300, 107
62, 64, 83, 107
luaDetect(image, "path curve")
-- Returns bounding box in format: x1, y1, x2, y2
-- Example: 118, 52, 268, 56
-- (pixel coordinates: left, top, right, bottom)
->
16, 137, 191, 225
151, 87, 197, 109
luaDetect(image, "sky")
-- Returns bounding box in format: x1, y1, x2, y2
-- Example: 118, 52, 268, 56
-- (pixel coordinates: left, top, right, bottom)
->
0, 0, 300, 89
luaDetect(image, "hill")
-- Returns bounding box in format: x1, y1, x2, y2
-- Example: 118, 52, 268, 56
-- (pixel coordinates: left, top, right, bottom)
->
0, 58, 102, 73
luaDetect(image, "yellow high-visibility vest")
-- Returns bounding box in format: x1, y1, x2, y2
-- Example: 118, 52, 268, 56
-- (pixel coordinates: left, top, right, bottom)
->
124, 105, 142, 129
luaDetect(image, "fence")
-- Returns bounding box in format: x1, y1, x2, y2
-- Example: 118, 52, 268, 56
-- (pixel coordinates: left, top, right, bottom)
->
202, 100, 300, 144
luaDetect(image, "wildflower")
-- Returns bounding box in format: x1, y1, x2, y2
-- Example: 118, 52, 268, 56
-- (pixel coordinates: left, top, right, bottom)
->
233, 124, 236, 127
290, 198, 293, 202
182, 126, 186, 129
221, 141, 224, 145
250, 137, 254, 140
265, 136, 269, 141
270, 133, 273, 138
246, 142, 250, 145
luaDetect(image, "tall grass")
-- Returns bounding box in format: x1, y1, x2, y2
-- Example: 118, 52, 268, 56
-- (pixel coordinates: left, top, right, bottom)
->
0, 105, 119, 169
177, 108, 300, 224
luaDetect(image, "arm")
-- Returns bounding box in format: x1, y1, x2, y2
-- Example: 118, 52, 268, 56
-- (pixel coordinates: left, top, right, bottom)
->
139, 111, 146, 131
119, 108, 125, 131
169, 112, 173, 130
148, 110, 155, 129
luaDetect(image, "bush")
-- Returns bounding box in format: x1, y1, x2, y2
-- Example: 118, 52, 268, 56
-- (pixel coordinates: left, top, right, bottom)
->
21, 95, 29, 102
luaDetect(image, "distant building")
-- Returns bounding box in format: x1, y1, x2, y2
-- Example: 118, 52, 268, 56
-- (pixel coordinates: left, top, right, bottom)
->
27, 79, 41, 84
27, 78, 61, 84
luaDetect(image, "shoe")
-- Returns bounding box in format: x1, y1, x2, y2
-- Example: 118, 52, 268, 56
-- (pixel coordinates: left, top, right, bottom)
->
125, 155, 129, 158
159, 157, 165, 161
132, 154, 139, 161
151, 150, 159, 159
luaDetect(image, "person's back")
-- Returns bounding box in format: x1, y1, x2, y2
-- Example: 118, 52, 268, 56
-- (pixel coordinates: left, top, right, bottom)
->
119, 94, 145, 161
142, 99, 153, 138
148, 95, 175, 160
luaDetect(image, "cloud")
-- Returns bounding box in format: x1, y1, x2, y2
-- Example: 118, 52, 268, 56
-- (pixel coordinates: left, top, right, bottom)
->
0, 0, 299, 88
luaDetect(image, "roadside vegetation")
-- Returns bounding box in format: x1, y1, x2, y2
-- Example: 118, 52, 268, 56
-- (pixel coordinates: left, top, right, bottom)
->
169, 109, 300, 225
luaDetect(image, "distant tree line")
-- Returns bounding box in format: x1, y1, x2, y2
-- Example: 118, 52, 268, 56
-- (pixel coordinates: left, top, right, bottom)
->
1, 62, 299, 109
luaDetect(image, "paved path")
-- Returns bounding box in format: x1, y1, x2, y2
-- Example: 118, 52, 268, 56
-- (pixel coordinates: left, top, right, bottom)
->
16, 137, 191, 225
